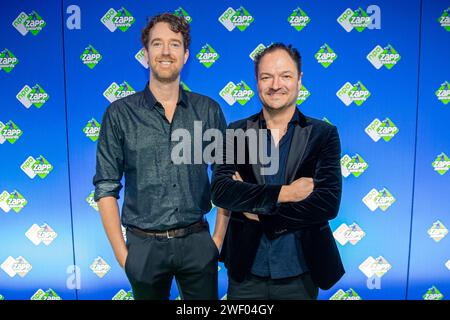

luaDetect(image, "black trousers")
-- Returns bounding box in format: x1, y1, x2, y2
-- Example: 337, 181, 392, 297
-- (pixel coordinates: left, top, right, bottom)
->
124, 228, 219, 300
227, 272, 319, 300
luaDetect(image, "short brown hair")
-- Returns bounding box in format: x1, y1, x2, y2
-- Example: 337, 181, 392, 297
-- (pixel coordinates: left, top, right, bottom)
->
254, 43, 302, 77
141, 13, 191, 51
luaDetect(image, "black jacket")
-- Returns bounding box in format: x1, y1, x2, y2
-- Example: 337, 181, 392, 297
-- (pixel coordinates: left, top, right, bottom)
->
211, 109, 345, 290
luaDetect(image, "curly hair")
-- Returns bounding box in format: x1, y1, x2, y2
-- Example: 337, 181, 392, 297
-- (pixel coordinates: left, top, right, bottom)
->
141, 13, 191, 51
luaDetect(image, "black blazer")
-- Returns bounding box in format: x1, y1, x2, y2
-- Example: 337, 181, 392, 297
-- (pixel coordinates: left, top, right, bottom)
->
211, 109, 345, 290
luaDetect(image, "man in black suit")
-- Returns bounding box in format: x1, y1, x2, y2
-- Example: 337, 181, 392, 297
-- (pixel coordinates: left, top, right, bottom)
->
210, 43, 344, 300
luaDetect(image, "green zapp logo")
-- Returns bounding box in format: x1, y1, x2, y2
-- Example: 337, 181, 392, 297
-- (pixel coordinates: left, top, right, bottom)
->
338, 7, 371, 32
28, 84, 49, 108
0, 190, 27, 213
16, 84, 49, 109
80, 45, 102, 69
112, 289, 134, 300
0, 120, 23, 144
367, 44, 401, 70
296, 85, 310, 105
315, 44, 337, 68
330, 289, 362, 300
0, 294, 4, 300
288, 7, 311, 31
87, 190, 99, 211
350, 7, 371, 32
439, 8, 450, 31
115, 81, 135, 99
365, 118, 399, 142
20, 155, 53, 179
341, 153, 369, 178
219, 6, 254, 32
0, 49, 19, 73
219, 81, 254, 106
423, 286, 444, 300
349, 82, 370, 106
196, 44, 220, 68
337, 81, 370, 106
31, 289, 61, 300
101, 7, 135, 32
174, 7, 192, 24
83, 118, 101, 142
12, 11, 46, 36
232, 81, 254, 105
432, 152, 450, 175
435, 81, 450, 105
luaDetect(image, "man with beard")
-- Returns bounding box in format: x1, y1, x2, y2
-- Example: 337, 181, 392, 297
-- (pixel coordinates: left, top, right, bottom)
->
93, 13, 227, 300
211, 43, 345, 299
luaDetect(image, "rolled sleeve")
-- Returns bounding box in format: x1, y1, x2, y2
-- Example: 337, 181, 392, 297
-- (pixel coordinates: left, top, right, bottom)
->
93, 105, 124, 201
209, 100, 227, 172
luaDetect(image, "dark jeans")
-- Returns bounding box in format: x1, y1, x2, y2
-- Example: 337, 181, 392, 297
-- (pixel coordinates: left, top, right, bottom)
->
228, 272, 319, 300
124, 228, 219, 300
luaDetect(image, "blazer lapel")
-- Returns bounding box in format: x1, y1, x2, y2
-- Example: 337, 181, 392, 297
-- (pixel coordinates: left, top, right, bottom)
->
246, 118, 265, 184
246, 110, 312, 185
285, 121, 312, 184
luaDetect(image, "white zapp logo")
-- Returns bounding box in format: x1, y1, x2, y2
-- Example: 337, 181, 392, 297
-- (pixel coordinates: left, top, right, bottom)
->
1, 256, 32, 278
12, 12, 30, 35
135, 48, 148, 69
219, 81, 237, 106
333, 223, 366, 246
90, 257, 111, 278
101, 8, 119, 32
359, 256, 391, 278
26, 223, 58, 246
219, 7, 237, 31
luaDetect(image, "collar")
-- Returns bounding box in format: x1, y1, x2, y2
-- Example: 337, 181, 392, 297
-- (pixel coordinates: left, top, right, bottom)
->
143, 82, 189, 109
260, 107, 301, 129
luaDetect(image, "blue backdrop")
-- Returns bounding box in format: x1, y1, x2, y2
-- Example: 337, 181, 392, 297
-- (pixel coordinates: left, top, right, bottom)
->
0, 0, 449, 300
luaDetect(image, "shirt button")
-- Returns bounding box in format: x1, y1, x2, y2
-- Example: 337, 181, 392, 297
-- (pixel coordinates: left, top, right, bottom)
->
175, 208, 178, 212
173, 184, 177, 188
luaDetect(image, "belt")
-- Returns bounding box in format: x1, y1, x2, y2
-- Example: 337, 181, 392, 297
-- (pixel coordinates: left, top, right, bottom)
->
129, 220, 208, 239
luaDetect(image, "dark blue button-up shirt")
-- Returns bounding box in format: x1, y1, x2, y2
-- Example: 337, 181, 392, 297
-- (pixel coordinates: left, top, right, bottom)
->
251, 110, 309, 279
93, 83, 227, 231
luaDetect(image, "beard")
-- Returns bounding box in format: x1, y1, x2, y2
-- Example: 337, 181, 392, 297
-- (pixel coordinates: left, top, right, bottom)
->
152, 68, 180, 83
150, 54, 182, 84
